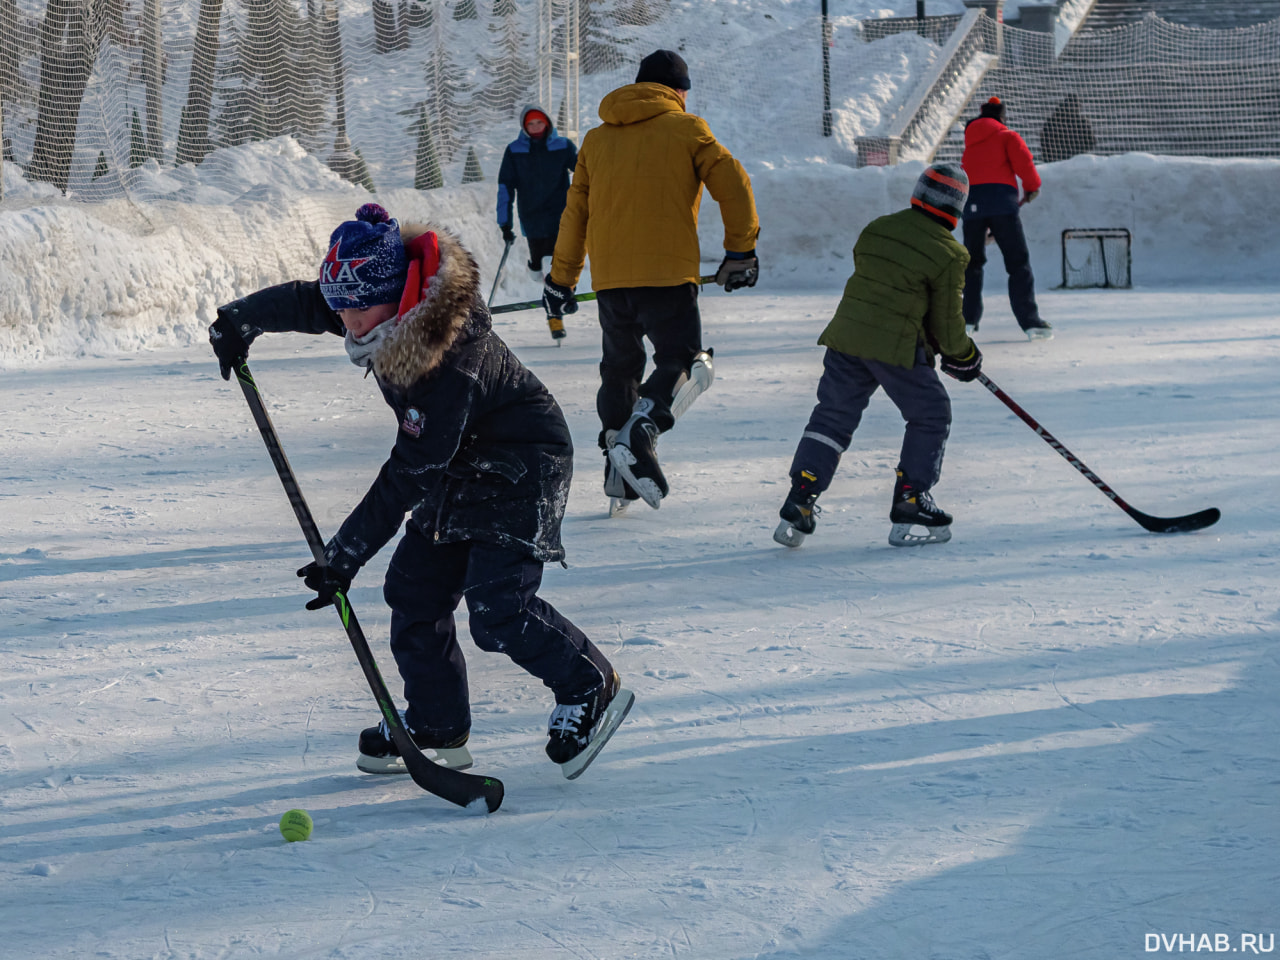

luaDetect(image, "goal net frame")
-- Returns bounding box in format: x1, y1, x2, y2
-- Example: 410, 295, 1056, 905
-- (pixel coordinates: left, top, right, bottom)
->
1060, 227, 1132, 289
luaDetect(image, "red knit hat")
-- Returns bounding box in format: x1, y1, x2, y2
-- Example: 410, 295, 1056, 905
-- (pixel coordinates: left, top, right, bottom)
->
523, 110, 550, 131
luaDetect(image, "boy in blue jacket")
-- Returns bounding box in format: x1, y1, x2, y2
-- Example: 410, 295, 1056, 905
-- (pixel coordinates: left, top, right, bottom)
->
497, 106, 577, 340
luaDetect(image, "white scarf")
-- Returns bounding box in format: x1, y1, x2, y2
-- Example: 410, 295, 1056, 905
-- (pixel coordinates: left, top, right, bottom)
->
344, 319, 394, 370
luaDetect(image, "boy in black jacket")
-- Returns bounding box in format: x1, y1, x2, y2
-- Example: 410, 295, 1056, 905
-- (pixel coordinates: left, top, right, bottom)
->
209, 204, 632, 780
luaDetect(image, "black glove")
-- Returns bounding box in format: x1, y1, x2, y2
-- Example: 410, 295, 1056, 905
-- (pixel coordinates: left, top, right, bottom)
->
209, 311, 260, 381
940, 344, 983, 382
715, 251, 759, 292
542, 277, 578, 316
297, 561, 352, 611
500, 223, 516, 244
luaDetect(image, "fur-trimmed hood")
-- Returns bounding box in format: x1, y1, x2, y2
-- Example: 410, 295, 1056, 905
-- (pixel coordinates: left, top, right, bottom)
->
372, 224, 485, 387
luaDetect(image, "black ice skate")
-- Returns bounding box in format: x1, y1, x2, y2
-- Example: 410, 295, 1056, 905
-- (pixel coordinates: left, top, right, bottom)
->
608, 402, 668, 509
357, 710, 473, 774
773, 473, 822, 548
547, 315, 567, 343
888, 471, 952, 547
546, 670, 635, 780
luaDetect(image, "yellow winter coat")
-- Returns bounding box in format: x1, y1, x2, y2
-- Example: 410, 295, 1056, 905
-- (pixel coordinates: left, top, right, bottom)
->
550, 83, 759, 291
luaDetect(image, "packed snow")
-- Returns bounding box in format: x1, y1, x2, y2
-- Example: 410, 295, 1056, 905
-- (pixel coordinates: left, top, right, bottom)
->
3, 280, 1276, 958
3, 0, 1279, 956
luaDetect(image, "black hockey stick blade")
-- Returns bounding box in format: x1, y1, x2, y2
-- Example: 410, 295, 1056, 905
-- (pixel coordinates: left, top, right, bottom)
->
977, 373, 1220, 535
232, 361, 503, 813
1129, 506, 1220, 534
331, 590, 505, 813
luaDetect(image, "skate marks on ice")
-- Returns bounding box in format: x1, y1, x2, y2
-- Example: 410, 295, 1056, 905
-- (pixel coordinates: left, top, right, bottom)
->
2, 291, 1277, 957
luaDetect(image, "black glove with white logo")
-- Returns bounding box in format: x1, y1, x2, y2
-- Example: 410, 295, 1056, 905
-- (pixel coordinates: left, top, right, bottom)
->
715, 251, 759, 292
542, 277, 578, 316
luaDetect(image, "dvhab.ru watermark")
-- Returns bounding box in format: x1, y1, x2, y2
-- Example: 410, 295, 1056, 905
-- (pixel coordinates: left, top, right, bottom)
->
1146, 933, 1275, 953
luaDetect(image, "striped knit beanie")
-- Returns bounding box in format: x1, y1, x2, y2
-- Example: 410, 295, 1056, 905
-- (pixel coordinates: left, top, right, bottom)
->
910, 163, 969, 229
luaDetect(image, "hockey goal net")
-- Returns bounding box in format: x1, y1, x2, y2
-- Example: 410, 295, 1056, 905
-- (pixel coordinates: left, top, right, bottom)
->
1061, 228, 1131, 289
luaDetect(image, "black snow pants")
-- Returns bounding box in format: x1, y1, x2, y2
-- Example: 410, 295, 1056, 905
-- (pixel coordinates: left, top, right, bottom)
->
595, 282, 702, 437
383, 521, 613, 742
962, 212, 1042, 330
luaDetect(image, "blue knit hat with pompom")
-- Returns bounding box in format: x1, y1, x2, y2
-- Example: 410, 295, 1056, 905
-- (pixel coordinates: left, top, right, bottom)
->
319, 203, 409, 311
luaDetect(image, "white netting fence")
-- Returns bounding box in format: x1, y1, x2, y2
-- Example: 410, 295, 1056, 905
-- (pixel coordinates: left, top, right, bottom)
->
931, 12, 1280, 165
0, 0, 958, 209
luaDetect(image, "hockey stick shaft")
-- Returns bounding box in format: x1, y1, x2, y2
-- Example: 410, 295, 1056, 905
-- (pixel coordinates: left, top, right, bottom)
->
487, 238, 513, 308
232, 361, 504, 812
976, 373, 1218, 534
490, 274, 718, 315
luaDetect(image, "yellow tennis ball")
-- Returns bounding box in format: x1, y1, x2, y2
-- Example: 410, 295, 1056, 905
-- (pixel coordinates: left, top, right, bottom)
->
279, 809, 313, 842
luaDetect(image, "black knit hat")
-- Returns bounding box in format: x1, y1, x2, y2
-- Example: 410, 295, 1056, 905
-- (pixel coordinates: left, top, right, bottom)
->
636, 49, 690, 91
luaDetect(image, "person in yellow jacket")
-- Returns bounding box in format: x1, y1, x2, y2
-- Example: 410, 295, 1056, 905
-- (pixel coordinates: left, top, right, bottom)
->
543, 49, 760, 513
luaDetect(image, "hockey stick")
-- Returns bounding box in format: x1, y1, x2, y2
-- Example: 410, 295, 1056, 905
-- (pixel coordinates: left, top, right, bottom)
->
490, 274, 718, 315
233, 360, 504, 813
977, 373, 1219, 534
487, 237, 514, 308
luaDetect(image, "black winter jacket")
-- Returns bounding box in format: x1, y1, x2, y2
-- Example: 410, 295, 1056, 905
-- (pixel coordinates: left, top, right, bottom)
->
218, 228, 573, 569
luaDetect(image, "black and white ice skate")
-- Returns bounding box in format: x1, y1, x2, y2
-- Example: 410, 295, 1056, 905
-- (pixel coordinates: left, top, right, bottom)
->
773, 492, 821, 548
357, 710, 473, 774
546, 671, 635, 780
603, 452, 640, 518
888, 478, 952, 547
608, 405, 668, 509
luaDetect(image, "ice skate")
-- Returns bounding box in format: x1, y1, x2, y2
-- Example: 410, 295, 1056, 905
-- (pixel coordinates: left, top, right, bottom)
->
546, 670, 635, 780
1023, 318, 1054, 341
547, 314, 566, 343
603, 448, 639, 517
888, 471, 952, 547
528, 267, 544, 285
773, 488, 821, 548
608, 402, 668, 508
357, 710, 473, 773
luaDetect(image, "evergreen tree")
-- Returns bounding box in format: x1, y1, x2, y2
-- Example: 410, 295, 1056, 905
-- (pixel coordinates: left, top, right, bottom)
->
452, 0, 479, 21
480, 0, 532, 118
129, 108, 146, 168
460, 146, 483, 183
423, 21, 475, 160
411, 105, 444, 190
92, 150, 109, 180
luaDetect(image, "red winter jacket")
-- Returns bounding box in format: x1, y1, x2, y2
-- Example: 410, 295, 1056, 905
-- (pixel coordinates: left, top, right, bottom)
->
961, 117, 1041, 192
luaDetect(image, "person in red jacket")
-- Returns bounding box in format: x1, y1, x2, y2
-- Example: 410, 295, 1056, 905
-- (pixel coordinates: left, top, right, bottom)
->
960, 97, 1053, 341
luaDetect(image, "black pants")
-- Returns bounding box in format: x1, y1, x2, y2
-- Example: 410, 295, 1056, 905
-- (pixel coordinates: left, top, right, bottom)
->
595, 283, 701, 435
790, 347, 952, 495
382, 522, 613, 741
962, 213, 1042, 329
527, 236, 557, 272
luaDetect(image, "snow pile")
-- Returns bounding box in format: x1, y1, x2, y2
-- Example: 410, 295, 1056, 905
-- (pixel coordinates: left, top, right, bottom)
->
5, 151, 1280, 367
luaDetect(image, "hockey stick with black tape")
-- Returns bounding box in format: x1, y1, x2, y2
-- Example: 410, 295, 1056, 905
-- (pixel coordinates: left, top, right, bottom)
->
233, 360, 504, 812
491, 274, 718, 315
977, 373, 1219, 534
487, 237, 514, 308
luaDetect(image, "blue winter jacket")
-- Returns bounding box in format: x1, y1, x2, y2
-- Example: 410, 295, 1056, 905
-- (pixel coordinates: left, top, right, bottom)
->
496, 106, 577, 240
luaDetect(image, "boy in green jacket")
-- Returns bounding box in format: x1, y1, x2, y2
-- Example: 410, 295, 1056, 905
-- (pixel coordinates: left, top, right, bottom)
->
774, 163, 982, 549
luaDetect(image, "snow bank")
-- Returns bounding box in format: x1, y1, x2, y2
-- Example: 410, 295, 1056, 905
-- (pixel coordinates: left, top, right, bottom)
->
5, 151, 1279, 367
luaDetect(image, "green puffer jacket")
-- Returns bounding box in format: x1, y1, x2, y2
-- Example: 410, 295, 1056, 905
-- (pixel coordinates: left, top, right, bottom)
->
818, 208, 973, 369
